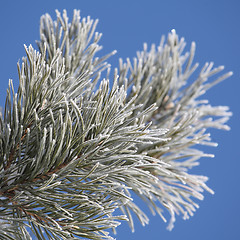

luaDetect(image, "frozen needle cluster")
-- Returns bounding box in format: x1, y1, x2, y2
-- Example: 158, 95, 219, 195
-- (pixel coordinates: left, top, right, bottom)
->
0, 10, 232, 240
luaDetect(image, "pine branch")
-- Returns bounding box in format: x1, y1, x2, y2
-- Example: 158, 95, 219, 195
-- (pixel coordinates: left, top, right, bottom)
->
0, 9, 232, 239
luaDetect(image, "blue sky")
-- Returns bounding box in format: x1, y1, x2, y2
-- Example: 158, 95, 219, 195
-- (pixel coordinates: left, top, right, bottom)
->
0, 1, 239, 239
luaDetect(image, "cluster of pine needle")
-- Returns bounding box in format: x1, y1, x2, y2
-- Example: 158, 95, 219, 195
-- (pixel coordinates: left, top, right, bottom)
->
0, 10, 232, 240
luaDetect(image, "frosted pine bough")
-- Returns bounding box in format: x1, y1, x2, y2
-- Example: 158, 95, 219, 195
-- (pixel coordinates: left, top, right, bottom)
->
0, 9, 232, 240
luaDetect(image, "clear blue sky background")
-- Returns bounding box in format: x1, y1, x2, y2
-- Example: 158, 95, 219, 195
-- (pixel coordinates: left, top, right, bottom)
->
0, 1, 239, 239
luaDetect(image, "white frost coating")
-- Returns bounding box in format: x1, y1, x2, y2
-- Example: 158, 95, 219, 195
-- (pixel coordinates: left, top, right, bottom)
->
0, 9, 232, 240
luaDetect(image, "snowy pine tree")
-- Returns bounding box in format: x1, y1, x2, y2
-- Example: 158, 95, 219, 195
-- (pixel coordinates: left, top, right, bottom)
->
0, 10, 232, 239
